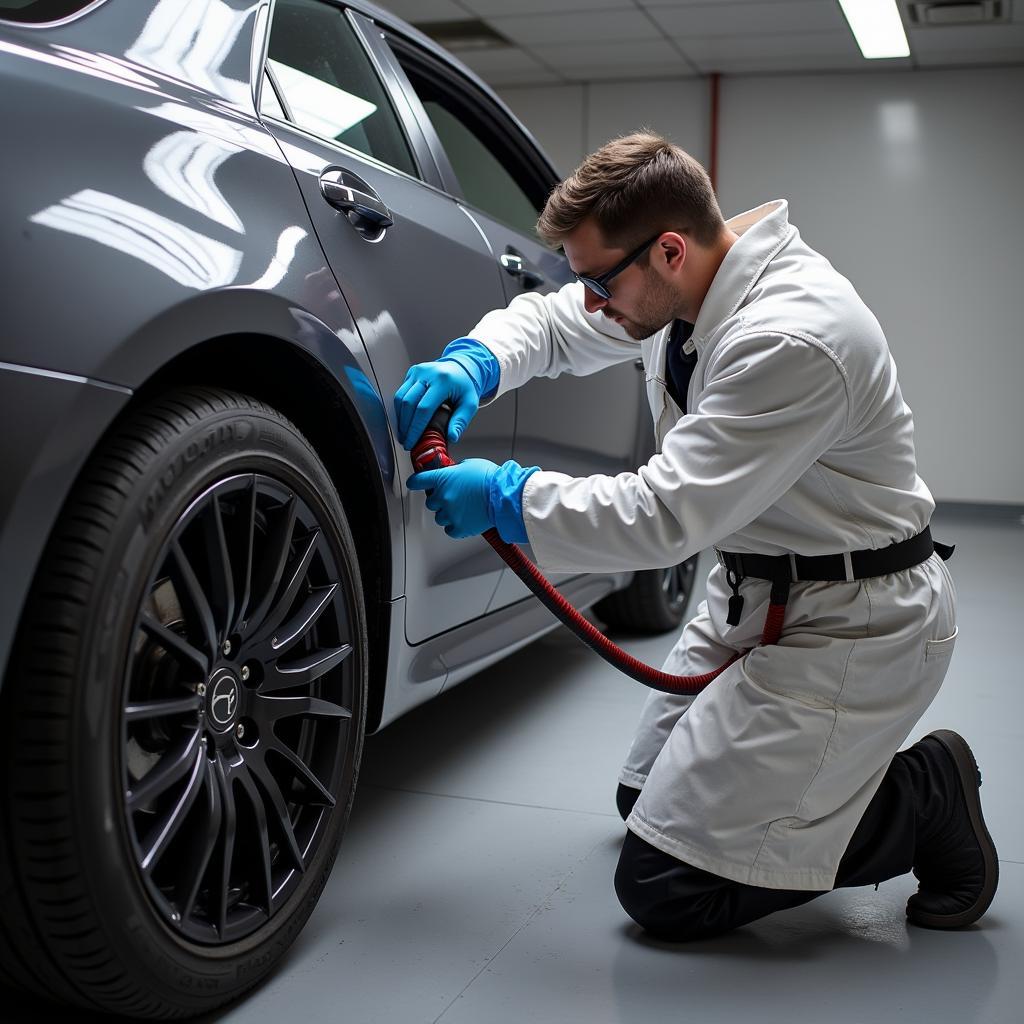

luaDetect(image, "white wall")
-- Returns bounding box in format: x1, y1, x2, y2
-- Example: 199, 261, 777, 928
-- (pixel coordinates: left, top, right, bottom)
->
500, 67, 1024, 505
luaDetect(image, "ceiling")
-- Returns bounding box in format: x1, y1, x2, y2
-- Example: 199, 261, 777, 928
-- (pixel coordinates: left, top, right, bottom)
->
372, 0, 1024, 85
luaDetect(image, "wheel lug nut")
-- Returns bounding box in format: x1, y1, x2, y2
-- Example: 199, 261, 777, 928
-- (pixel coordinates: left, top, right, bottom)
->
222, 639, 232, 656
240, 665, 250, 682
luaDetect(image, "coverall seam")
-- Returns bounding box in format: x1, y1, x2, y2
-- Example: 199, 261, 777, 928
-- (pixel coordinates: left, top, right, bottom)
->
790, 581, 868, 824
706, 329, 853, 444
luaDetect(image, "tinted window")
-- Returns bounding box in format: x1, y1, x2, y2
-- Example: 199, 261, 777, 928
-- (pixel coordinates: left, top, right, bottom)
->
0, 0, 93, 22
397, 58, 543, 238
264, 0, 416, 178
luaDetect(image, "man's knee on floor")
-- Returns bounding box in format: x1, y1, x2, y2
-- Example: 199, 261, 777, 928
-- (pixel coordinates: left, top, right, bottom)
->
614, 832, 724, 942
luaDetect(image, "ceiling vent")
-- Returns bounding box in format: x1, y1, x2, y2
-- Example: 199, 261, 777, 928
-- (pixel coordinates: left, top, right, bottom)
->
414, 19, 512, 52
907, 0, 1011, 25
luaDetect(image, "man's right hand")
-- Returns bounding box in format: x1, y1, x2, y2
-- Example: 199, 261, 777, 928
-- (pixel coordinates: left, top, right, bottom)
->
394, 359, 480, 450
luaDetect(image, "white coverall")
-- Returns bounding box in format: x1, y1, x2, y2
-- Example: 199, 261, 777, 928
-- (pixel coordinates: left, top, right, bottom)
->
469, 200, 957, 891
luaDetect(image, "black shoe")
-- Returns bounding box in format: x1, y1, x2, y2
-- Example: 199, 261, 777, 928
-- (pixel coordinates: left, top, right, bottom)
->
906, 730, 998, 929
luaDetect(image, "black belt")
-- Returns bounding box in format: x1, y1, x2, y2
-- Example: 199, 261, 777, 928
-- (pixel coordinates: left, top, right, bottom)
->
715, 526, 954, 626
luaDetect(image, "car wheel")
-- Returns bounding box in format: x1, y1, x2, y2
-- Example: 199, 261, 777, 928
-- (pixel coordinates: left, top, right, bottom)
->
593, 554, 699, 634
0, 387, 367, 1018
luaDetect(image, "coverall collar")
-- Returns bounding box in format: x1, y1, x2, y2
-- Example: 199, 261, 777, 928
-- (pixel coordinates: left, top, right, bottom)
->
691, 200, 794, 355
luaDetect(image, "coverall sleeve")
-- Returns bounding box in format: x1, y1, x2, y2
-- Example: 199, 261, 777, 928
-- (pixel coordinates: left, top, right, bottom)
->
468, 281, 641, 401
519, 331, 852, 572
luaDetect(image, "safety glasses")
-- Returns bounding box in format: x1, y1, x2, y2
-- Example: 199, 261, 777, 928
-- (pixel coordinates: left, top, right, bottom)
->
574, 233, 661, 301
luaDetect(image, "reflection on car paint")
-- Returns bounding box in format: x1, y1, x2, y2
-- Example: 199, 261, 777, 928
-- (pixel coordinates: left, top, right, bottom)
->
0, 37, 167, 97
144, 131, 246, 232
125, 0, 252, 105
30, 189, 242, 289
245, 224, 307, 289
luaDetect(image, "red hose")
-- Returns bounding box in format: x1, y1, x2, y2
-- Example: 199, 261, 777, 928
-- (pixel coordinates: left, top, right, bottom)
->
411, 426, 787, 695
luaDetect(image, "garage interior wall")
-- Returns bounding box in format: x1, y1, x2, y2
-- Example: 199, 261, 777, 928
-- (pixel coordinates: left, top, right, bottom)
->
499, 66, 1024, 507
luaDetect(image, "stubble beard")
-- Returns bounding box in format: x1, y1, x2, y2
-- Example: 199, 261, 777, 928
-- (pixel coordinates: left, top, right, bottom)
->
613, 276, 682, 340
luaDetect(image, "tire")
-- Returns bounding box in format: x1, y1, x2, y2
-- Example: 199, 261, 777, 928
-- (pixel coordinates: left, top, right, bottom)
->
593, 554, 699, 634
0, 388, 368, 1019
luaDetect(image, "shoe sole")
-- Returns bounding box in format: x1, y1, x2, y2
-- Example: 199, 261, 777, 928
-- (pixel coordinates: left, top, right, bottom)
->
906, 729, 999, 929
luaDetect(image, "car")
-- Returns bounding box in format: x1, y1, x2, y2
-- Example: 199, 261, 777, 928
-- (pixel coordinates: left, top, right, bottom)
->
0, 0, 698, 1016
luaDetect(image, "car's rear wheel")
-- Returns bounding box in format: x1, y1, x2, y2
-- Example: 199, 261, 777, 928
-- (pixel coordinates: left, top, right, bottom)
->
0, 388, 367, 1018
593, 555, 699, 634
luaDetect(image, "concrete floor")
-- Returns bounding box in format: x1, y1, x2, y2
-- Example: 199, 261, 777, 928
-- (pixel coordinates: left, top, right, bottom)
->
7, 507, 1022, 1021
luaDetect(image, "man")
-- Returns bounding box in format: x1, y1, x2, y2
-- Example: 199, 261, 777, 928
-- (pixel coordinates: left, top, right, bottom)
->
395, 132, 998, 940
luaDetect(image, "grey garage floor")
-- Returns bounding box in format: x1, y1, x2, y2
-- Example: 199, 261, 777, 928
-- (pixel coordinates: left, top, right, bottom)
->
6, 506, 1022, 1022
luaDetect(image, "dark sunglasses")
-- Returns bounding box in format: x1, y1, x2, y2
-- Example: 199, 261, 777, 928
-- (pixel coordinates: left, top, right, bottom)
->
574, 233, 661, 301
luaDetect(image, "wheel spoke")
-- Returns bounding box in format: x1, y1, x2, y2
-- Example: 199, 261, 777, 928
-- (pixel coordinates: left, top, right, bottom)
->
170, 541, 218, 656
266, 583, 338, 657
248, 750, 305, 873
125, 694, 203, 722
266, 739, 335, 807
213, 755, 238, 939
248, 530, 322, 648
261, 644, 352, 693
256, 693, 352, 724
127, 730, 202, 810
233, 477, 258, 634
244, 496, 297, 636
175, 758, 222, 923
140, 738, 207, 871
235, 765, 274, 915
203, 494, 235, 641
139, 612, 209, 675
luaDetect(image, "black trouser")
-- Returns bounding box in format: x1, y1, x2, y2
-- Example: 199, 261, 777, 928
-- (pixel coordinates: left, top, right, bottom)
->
614, 742, 945, 941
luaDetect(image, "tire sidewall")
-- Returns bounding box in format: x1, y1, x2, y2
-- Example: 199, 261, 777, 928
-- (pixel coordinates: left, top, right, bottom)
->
72, 400, 367, 1007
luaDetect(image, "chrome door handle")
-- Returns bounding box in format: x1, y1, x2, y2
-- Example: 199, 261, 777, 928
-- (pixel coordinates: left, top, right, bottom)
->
499, 250, 544, 290
319, 168, 394, 229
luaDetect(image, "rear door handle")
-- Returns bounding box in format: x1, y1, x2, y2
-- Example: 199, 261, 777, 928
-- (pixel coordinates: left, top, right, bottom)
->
319, 168, 394, 233
499, 249, 544, 290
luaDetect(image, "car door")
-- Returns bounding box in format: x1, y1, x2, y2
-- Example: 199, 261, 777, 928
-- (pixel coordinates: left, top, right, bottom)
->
380, 33, 648, 610
257, 0, 515, 644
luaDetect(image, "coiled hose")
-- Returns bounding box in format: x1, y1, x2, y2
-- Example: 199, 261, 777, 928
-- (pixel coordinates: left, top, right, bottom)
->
410, 407, 787, 695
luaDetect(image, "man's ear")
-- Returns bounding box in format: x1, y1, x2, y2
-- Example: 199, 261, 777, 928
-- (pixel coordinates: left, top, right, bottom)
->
657, 232, 687, 273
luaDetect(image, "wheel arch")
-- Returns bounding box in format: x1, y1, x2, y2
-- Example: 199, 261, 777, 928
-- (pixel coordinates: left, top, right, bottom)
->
130, 333, 397, 734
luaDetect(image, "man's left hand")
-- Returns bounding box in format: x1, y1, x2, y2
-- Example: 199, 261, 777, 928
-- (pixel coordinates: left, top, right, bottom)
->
406, 459, 498, 538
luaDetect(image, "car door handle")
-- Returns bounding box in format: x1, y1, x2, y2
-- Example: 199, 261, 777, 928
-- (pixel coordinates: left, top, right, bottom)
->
499, 250, 544, 290
319, 168, 394, 230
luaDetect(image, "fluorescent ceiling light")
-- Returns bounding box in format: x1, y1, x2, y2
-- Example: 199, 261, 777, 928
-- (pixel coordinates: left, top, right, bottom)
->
838, 0, 911, 58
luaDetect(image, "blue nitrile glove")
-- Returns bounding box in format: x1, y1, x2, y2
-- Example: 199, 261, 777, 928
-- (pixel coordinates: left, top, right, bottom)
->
407, 458, 539, 541
394, 338, 500, 450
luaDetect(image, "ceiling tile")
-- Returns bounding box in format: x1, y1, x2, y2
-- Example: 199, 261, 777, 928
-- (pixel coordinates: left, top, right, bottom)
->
487, 10, 662, 47
906, 21, 1024, 55
647, 0, 845, 37
678, 29, 861, 63
456, 46, 555, 73
561, 63, 699, 80
527, 38, 685, 68
463, 0, 633, 15
373, 0, 470, 25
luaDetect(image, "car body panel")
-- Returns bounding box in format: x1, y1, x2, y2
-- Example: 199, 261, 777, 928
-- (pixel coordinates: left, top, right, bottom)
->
0, 0, 644, 728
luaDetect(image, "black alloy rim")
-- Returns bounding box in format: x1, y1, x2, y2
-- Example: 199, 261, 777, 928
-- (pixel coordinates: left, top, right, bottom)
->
121, 474, 357, 945
661, 556, 697, 615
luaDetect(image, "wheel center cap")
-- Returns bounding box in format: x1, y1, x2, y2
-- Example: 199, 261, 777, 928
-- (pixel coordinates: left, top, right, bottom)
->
207, 669, 241, 731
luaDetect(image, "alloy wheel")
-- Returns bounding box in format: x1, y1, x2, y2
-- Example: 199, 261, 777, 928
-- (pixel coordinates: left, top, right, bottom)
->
121, 473, 357, 945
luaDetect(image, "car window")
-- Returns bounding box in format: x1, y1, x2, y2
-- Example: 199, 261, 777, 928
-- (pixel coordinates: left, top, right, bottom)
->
395, 54, 544, 238
262, 0, 416, 178
0, 0, 93, 21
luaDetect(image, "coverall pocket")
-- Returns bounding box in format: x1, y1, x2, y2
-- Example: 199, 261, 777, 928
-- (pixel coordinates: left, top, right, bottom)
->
925, 626, 958, 661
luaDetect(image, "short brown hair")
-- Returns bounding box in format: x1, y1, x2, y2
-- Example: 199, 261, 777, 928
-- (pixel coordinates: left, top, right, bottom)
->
537, 130, 725, 251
